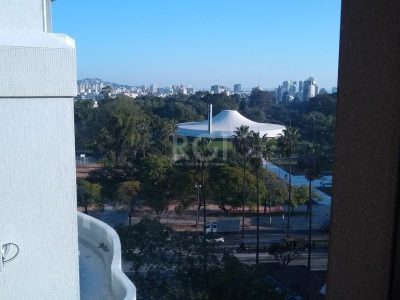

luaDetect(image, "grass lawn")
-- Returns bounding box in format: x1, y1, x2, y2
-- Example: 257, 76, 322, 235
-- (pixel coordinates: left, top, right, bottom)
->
173, 139, 234, 152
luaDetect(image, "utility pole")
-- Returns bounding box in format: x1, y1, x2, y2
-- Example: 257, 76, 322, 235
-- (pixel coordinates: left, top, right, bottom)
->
256, 160, 260, 264
195, 184, 201, 229
308, 178, 313, 270
287, 119, 292, 239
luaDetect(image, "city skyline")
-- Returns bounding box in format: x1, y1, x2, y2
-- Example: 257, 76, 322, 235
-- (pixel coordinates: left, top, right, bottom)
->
77, 75, 336, 100
53, 0, 341, 89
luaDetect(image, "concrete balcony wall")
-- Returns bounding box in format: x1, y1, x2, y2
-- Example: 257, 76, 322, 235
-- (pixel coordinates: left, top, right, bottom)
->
78, 212, 137, 300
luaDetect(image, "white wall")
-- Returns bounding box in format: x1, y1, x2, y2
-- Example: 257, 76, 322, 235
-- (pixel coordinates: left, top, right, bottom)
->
0, 0, 80, 298
0, 99, 80, 299
0, 0, 46, 31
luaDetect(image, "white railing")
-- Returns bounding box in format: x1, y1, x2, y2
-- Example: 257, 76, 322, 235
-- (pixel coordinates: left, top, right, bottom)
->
77, 212, 136, 300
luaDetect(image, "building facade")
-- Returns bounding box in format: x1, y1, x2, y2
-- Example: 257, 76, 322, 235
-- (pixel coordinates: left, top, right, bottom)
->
0, 0, 80, 298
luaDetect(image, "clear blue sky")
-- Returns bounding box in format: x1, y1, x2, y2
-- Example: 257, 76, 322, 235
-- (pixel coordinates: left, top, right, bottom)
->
52, 0, 341, 90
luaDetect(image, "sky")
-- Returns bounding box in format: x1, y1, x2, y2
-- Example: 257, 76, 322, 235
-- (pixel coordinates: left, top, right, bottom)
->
52, 0, 341, 90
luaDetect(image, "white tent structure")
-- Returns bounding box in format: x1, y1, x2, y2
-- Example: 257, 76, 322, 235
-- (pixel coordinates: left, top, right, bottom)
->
177, 107, 286, 139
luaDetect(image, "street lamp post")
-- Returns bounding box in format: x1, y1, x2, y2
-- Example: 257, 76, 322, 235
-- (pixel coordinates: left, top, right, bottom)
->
195, 184, 202, 230
308, 179, 313, 269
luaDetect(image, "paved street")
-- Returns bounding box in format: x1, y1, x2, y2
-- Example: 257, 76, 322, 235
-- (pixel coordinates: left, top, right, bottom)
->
86, 162, 332, 272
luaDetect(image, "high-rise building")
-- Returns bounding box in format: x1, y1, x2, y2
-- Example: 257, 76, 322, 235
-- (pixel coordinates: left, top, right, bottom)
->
276, 85, 283, 102
282, 80, 291, 92
187, 87, 195, 95
299, 80, 304, 92
211, 85, 227, 94
234, 84, 242, 93
303, 76, 318, 101
332, 87, 338, 93
149, 84, 157, 95
290, 82, 297, 95
282, 91, 292, 103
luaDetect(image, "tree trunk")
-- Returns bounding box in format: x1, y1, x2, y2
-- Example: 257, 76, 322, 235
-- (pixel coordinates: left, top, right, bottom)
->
196, 186, 200, 230
264, 199, 267, 215
242, 154, 246, 240
129, 202, 134, 227
269, 200, 272, 224
84, 203, 88, 214
142, 133, 146, 158
201, 160, 208, 285
256, 163, 260, 264
287, 154, 292, 238
308, 178, 312, 269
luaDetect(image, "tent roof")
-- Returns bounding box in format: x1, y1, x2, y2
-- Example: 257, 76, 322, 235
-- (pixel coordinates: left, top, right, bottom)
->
176, 110, 286, 138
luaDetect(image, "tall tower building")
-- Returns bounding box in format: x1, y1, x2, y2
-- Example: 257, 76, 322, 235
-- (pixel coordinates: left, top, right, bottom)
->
299, 80, 304, 92
303, 76, 318, 101
149, 84, 157, 95
276, 85, 283, 102
234, 84, 242, 93
282, 80, 291, 92
290, 81, 297, 95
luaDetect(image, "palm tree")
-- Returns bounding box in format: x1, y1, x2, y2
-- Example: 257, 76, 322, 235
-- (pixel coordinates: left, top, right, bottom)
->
233, 125, 253, 240
195, 138, 211, 235
195, 137, 211, 276
278, 127, 300, 239
248, 132, 265, 264
262, 137, 275, 223
300, 144, 321, 269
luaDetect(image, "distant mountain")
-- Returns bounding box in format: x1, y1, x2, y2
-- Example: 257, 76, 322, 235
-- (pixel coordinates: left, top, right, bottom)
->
77, 78, 136, 89
78, 78, 103, 84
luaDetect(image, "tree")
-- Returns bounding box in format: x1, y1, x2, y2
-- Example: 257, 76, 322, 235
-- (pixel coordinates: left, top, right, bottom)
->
99, 85, 114, 99
95, 97, 143, 165
168, 169, 198, 213
248, 131, 266, 264
151, 118, 177, 155
77, 179, 102, 214
144, 186, 171, 219
233, 125, 253, 239
208, 166, 256, 214
299, 144, 321, 269
291, 185, 309, 210
193, 137, 212, 277
139, 154, 173, 187
113, 181, 141, 226
118, 218, 282, 300
277, 127, 300, 238
74, 99, 100, 152
261, 137, 276, 220
263, 171, 289, 211
268, 242, 300, 267
308, 93, 337, 116
137, 117, 151, 158
248, 87, 273, 111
